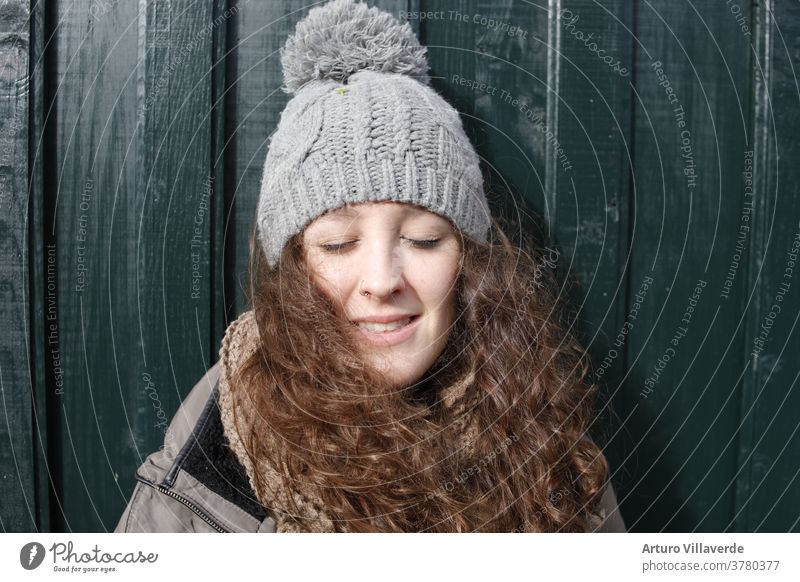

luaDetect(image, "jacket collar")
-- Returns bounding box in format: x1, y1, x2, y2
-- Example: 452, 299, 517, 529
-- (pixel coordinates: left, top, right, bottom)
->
134, 370, 273, 532
164, 380, 268, 521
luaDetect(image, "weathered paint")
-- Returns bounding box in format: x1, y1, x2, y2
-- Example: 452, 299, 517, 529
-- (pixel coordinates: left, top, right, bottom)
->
2, 0, 798, 533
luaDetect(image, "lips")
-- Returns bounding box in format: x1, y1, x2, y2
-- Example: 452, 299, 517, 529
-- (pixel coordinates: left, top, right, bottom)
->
350, 315, 421, 346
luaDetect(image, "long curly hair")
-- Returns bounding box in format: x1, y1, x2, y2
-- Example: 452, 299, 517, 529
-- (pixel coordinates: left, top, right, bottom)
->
232, 213, 609, 532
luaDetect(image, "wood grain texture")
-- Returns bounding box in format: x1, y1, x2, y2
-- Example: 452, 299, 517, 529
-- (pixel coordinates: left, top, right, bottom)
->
0, 0, 35, 532
30, 0, 53, 534
736, 0, 800, 532
211, 0, 231, 352
1, 0, 798, 533
625, 0, 754, 531
47, 0, 215, 531
551, 0, 633, 494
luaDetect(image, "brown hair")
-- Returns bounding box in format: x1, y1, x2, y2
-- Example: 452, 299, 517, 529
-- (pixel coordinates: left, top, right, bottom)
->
232, 216, 609, 532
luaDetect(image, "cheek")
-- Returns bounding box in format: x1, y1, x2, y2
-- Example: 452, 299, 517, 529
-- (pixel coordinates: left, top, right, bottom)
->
414, 256, 460, 309
307, 259, 354, 302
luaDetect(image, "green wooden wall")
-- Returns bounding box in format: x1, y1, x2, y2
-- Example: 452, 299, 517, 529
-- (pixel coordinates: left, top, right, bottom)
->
1, 0, 798, 532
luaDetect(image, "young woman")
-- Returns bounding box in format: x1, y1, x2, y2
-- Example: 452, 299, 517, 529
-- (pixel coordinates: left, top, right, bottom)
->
115, 0, 625, 533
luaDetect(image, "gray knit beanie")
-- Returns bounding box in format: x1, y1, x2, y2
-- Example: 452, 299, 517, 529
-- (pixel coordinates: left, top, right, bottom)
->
256, 0, 491, 268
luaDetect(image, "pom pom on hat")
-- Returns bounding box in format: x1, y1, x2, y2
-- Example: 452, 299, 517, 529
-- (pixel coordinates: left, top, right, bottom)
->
280, 0, 430, 94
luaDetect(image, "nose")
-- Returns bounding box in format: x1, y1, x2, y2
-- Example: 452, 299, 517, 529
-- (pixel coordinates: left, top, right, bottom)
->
359, 240, 405, 299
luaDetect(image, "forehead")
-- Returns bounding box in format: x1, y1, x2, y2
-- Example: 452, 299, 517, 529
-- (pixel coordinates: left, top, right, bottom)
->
309, 201, 449, 225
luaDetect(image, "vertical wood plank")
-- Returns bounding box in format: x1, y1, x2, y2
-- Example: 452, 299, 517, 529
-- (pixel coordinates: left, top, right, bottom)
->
0, 0, 36, 532
736, 0, 800, 532
211, 0, 231, 351
551, 0, 633, 484
469, 0, 550, 231
49, 0, 215, 531
30, 0, 52, 533
625, 0, 753, 531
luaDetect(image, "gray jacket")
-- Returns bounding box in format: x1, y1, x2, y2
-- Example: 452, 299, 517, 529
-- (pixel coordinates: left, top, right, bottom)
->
115, 362, 626, 533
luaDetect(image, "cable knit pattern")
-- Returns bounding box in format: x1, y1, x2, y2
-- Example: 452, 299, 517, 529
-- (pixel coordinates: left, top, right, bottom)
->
256, 0, 491, 269
217, 310, 482, 532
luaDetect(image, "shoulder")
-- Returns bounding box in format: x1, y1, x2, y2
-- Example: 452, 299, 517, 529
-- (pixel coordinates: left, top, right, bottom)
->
593, 480, 626, 532
114, 362, 222, 533
164, 362, 222, 455
578, 433, 626, 532
137, 309, 259, 470
128, 361, 222, 488
116, 349, 276, 533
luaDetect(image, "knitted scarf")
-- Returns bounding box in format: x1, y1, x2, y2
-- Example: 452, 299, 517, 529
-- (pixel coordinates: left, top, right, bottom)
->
217, 310, 481, 533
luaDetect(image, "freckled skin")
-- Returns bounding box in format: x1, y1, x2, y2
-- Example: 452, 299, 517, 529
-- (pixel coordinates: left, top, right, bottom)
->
303, 201, 461, 388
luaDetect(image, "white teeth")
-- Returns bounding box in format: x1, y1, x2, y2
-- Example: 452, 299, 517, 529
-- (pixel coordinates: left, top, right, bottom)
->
356, 317, 412, 332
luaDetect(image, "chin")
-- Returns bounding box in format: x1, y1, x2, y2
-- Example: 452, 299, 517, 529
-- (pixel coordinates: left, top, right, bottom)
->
368, 358, 426, 389
386, 367, 423, 388
363, 341, 448, 389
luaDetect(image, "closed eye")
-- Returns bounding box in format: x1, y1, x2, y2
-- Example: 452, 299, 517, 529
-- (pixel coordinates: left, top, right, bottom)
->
320, 238, 441, 253
405, 237, 441, 249
319, 241, 356, 253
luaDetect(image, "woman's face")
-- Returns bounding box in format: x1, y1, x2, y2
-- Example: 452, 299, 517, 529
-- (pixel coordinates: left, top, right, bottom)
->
303, 201, 462, 388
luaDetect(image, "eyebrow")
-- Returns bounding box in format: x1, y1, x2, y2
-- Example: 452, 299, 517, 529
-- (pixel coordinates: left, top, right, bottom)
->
319, 204, 430, 222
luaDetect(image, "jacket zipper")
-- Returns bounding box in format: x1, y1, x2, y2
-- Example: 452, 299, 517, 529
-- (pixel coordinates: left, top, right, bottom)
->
136, 475, 229, 533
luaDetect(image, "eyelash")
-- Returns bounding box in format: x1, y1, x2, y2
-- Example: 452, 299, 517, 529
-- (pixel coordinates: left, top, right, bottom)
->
320, 238, 441, 253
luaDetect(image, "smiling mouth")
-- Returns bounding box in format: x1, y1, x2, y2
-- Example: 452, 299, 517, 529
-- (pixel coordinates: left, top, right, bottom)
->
352, 315, 419, 333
